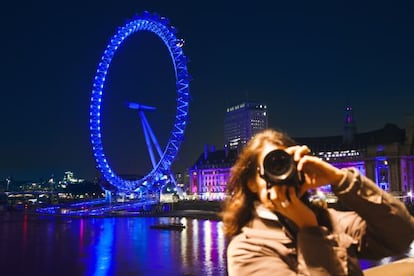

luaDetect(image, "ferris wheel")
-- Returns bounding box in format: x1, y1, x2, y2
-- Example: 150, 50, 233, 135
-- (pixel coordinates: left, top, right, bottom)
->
89, 11, 190, 193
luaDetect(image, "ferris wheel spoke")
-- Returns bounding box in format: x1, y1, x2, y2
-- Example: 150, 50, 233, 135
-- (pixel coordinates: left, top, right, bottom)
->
140, 110, 163, 158
140, 112, 157, 168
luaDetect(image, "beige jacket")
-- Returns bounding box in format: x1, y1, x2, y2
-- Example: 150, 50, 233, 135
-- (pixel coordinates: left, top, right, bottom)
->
227, 169, 414, 275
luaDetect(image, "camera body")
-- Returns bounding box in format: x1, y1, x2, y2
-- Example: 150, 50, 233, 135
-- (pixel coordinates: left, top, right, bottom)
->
260, 149, 304, 189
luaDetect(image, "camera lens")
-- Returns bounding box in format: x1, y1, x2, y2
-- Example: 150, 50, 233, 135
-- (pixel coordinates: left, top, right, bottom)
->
263, 150, 293, 177
261, 149, 302, 188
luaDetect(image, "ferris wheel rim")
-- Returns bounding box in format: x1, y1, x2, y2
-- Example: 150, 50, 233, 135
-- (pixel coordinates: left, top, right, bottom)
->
89, 11, 190, 192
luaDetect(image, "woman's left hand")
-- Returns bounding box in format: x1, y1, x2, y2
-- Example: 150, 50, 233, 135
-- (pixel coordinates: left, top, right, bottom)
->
267, 186, 318, 229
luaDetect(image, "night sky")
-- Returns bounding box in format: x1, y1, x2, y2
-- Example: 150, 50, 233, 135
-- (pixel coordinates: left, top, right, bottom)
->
2, 1, 414, 181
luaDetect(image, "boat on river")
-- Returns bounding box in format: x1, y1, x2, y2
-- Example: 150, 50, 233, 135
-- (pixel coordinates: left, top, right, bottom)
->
150, 222, 185, 231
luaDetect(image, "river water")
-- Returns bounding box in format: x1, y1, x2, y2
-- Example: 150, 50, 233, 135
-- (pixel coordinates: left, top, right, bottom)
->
0, 212, 227, 276
0, 212, 412, 275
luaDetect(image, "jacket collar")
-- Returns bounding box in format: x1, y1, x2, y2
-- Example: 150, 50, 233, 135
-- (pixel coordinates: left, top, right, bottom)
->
255, 201, 279, 221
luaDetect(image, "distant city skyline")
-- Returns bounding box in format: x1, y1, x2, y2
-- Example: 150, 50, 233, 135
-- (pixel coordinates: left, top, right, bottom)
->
2, 1, 414, 180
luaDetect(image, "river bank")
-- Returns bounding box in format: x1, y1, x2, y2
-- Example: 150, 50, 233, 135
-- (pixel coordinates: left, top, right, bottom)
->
114, 200, 223, 220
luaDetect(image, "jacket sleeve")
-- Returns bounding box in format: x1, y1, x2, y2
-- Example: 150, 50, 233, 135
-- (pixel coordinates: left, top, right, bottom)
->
331, 168, 414, 259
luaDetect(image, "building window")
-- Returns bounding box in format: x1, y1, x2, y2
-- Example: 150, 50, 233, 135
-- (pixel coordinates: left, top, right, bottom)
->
376, 159, 389, 191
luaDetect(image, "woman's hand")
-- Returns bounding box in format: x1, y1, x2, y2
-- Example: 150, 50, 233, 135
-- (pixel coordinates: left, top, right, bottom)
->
284, 145, 346, 196
267, 186, 318, 229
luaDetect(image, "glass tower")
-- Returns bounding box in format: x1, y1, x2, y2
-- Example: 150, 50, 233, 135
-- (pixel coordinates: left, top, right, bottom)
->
224, 102, 268, 149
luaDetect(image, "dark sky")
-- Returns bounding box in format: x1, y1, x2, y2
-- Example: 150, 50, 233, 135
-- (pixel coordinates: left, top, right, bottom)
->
2, 0, 414, 181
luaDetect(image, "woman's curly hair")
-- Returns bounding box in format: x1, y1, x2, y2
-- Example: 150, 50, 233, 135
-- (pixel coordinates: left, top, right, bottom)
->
220, 129, 297, 238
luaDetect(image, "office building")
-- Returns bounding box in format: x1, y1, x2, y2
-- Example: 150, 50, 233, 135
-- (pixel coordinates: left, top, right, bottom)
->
224, 102, 268, 150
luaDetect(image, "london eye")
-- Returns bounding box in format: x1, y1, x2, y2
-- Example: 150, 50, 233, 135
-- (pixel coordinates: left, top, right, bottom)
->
89, 11, 190, 195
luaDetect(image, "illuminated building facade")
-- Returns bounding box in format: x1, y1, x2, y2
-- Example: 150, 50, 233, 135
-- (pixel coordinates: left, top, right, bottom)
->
294, 109, 414, 197
190, 106, 414, 200
189, 145, 238, 200
224, 102, 268, 150
299, 123, 414, 196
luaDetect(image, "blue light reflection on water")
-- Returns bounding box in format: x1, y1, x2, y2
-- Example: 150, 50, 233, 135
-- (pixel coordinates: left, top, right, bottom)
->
88, 218, 114, 276
0, 214, 227, 275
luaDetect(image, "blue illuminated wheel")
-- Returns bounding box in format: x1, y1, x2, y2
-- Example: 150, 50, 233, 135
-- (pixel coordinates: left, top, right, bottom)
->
89, 11, 190, 192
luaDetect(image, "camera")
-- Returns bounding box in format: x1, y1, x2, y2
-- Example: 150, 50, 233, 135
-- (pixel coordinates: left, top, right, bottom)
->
260, 149, 304, 189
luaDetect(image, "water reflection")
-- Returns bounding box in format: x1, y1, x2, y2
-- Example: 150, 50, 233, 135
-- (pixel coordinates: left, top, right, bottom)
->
0, 213, 227, 275
0, 213, 412, 275
88, 218, 114, 276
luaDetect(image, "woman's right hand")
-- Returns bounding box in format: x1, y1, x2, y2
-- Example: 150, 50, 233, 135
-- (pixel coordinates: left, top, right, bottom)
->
284, 145, 346, 195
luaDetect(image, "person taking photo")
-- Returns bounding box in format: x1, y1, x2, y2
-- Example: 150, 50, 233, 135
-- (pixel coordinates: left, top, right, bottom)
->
222, 128, 414, 275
